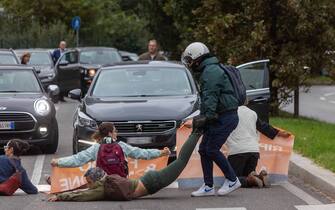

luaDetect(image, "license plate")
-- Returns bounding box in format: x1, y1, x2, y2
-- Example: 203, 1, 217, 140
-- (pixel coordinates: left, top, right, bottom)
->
127, 137, 152, 145
0, 121, 15, 130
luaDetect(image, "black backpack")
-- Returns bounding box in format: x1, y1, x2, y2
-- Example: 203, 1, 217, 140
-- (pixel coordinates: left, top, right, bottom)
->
219, 64, 247, 106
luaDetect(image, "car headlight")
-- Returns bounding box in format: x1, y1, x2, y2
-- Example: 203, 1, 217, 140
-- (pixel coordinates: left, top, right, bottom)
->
181, 110, 200, 127
78, 111, 97, 128
34, 99, 51, 116
88, 69, 96, 77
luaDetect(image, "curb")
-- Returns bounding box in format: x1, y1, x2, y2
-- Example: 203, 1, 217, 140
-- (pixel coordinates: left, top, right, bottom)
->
289, 153, 335, 199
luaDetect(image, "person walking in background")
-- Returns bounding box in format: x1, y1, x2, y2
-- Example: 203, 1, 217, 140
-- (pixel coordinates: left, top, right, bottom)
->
226, 105, 290, 188
20, 52, 31, 65
138, 39, 166, 61
0, 139, 38, 195
52, 41, 67, 64
181, 42, 241, 197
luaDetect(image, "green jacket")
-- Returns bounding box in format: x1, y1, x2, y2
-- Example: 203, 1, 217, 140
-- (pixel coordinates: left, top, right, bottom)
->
197, 56, 238, 118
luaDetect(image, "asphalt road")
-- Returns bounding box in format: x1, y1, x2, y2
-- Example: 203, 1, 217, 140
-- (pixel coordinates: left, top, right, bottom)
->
1, 99, 334, 210
281, 86, 335, 123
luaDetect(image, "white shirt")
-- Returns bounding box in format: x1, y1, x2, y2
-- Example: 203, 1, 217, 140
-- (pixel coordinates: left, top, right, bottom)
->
226, 106, 260, 155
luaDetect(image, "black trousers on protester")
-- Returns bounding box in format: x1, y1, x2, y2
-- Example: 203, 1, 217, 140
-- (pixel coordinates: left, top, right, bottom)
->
228, 152, 260, 187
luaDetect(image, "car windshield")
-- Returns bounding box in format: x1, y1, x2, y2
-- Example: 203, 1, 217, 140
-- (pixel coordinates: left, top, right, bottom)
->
28, 52, 52, 65
92, 67, 193, 97
0, 54, 18, 64
80, 49, 122, 65
0, 70, 41, 92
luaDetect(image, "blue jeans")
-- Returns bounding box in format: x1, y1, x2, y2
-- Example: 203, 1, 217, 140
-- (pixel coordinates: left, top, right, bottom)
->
199, 111, 239, 186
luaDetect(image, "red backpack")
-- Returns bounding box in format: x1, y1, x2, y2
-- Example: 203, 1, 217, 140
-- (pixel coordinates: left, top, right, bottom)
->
96, 141, 128, 178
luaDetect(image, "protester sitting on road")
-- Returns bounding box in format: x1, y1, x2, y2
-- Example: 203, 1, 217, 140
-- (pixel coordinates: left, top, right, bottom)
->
20, 52, 31, 65
0, 139, 38, 195
138, 39, 166, 61
48, 118, 205, 201
50, 122, 170, 169
226, 105, 290, 188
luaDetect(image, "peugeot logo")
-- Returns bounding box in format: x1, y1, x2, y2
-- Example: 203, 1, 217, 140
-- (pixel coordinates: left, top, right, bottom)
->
136, 124, 143, 132
0, 106, 7, 111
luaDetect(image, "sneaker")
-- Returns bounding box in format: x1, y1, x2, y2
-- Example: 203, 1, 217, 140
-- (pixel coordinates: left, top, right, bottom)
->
191, 184, 215, 197
217, 177, 241, 196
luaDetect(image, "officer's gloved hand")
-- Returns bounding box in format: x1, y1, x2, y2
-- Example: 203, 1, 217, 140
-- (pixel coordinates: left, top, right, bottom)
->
192, 115, 207, 132
206, 114, 219, 124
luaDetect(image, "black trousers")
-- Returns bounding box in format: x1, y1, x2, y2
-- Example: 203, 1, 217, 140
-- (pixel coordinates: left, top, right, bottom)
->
228, 152, 260, 187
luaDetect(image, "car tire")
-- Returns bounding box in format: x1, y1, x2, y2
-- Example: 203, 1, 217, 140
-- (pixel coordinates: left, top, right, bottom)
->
43, 118, 59, 154
72, 130, 79, 154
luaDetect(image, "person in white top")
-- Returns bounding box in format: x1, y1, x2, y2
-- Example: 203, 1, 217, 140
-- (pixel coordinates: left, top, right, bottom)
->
226, 106, 290, 188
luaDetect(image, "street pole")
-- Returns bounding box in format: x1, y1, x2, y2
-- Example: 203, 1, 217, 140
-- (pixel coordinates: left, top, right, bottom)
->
76, 29, 79, 47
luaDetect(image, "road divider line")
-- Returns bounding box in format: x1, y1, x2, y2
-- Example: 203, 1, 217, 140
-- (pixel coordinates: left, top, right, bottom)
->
196, 208, 247, 210
324, 92, 335, 97
320, 97, 326, 101
31, 155, 45, 186
295, 204, 335, 210
281, 182, 322, 205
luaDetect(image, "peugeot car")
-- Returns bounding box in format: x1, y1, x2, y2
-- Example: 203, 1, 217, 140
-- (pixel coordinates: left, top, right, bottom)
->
69, 60, 271, 155
0, 65, 59, 154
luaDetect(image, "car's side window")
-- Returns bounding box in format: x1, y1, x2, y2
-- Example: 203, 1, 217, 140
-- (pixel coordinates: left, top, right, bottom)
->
60, 51, 78, 64
237, 62, 268, 90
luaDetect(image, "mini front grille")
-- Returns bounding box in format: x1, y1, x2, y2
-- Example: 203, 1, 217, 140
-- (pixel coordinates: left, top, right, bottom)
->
0, 112, 36, 132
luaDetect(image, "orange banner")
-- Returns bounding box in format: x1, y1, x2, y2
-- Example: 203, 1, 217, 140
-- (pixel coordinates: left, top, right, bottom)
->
176, 125, 294, 179
50, 156, 168, 194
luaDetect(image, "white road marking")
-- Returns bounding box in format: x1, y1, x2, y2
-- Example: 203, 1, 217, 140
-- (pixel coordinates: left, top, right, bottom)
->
196, 208, 247, 210
324, 92, 335, 97
329, 101, 335, 104
320, 97, 326, 101
295, 204, 335, 210
166, 181, 178, 188
31, 155, 45, 185
281, 182, 322, 205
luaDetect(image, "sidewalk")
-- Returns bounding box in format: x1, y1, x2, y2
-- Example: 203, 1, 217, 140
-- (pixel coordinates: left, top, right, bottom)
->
290, 153, 335, 200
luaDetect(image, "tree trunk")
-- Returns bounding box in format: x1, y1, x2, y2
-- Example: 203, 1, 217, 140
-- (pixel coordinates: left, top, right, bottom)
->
294, 87, 299, 118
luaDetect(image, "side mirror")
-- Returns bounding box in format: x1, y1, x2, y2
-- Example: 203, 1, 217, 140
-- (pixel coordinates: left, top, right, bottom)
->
122, 55, 131, 62
59, 60, 69, 66
47, 85, 60, 96
68, 89, 81, 101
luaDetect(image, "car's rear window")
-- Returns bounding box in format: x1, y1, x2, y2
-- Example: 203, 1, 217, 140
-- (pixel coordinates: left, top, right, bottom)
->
92, 67, 193, 97
0, 70, 41, 92
0, 54, 18, 64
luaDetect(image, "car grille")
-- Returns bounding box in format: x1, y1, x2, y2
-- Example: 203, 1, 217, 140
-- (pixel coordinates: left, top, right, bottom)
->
113, 121, 176, 134
0, 112, 36, 132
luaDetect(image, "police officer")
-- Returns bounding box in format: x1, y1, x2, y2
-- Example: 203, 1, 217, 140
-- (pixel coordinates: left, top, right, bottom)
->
181, 42, 241, 196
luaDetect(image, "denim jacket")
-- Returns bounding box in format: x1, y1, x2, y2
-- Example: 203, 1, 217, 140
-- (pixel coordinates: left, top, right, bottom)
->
57, 141, 162, 167
0, 155, 38, 194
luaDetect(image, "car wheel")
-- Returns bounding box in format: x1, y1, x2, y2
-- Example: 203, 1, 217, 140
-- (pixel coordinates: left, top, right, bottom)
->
43, 118, 59, 154
72, 130, 79, 154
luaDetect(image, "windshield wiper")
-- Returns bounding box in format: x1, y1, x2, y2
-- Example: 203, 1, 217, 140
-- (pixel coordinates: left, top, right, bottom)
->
0, 90, 20, 93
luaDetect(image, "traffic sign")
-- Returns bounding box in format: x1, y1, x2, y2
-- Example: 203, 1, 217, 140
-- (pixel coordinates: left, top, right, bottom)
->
71, 16, 81, 30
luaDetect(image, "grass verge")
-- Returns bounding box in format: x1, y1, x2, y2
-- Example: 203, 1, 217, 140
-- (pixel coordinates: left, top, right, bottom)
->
270, 114, 335, 173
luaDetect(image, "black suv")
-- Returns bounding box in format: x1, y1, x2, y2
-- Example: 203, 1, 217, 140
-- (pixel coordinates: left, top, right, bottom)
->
0, 65, 59, 153
69, 60, 270, 155
55, 47, 123, 97
0, 49, 20, 64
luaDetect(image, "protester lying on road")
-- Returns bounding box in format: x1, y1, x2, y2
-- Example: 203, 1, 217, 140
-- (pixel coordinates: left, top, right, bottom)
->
48, 118, 204, 201
226, 105, 290, 188
0, 139, 38, 195
50, 122, 170, 172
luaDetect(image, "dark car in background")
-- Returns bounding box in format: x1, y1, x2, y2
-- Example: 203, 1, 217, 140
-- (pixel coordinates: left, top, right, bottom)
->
0, 49, 20, 64
15, 49, 56, 90
0, 65, 59, 153
69, 61, 199, 155
55, 47, 123, 96
69, 59, 270, 156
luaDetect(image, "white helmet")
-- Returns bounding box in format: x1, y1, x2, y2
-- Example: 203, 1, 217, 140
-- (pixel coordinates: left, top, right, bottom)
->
181, 42, 210, 68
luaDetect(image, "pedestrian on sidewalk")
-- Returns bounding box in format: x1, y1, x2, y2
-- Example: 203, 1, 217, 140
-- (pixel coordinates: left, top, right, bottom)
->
226, 105, 290, 188
0, 139, 38, 195
181, 42, 241, 197
138, 39, 166, 61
